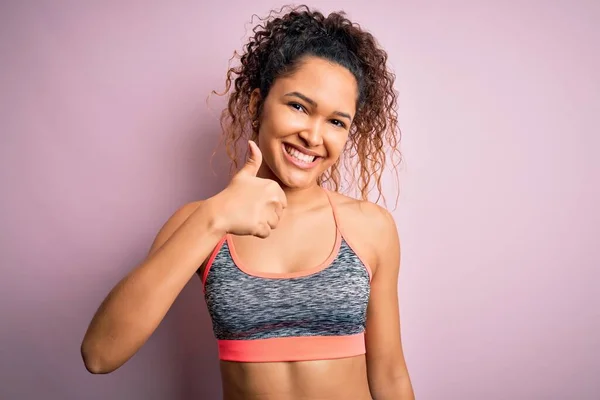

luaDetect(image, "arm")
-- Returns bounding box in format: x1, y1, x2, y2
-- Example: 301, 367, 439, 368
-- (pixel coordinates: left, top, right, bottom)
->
364, 206, 415, 399
80, 199, 225, 374
81, 142, 287, 374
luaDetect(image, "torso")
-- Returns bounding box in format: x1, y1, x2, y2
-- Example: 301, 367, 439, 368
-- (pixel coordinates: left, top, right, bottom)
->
198, 189, 381, 400
220, 356, 372, 400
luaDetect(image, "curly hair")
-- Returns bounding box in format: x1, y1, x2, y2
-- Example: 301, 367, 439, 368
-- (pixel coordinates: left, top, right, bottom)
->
213, 4, 401, 207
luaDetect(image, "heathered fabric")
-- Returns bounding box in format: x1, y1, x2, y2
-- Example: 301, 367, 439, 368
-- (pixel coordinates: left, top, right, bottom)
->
203, 238, 371, 341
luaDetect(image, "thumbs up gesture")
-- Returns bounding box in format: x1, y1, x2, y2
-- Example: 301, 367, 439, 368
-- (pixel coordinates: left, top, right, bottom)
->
214, 141, 288, 238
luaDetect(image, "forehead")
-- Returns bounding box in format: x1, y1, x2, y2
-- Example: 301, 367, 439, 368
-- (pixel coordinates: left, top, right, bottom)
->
270, 56, 358, 113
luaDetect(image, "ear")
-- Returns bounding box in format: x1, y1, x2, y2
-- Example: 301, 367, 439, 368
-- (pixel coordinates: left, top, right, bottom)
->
248, 88, 262, 120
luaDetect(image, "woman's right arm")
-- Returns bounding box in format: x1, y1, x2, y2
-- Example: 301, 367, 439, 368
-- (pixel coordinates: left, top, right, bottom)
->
80, 198, 226, 374
81, 141, 286, 374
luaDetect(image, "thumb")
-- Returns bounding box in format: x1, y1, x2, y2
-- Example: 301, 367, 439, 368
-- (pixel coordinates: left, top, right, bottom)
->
239, 140, 262, 177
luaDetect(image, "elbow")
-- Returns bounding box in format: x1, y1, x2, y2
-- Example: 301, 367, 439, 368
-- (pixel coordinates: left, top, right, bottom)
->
80, 340, 118, 375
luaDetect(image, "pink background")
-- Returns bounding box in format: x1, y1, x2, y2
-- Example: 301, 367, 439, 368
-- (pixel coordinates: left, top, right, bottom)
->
1, 1, 598, 399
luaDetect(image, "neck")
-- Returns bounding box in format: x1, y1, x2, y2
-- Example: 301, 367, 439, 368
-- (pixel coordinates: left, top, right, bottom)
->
280, 184, 325, 211
256, 167, 325, 211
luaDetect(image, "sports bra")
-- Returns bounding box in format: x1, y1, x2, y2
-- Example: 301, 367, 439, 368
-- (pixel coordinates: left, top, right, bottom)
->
200, 189, 372, 363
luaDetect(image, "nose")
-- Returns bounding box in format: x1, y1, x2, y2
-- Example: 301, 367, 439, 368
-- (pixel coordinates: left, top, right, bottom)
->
298, 120, 324, 147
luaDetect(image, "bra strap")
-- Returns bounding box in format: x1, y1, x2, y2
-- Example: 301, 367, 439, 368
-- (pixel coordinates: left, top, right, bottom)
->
321, 187, 340, 231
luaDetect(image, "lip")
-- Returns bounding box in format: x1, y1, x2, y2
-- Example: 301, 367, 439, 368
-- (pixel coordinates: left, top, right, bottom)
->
282, 143, 321, 170
283, 142, 323, 157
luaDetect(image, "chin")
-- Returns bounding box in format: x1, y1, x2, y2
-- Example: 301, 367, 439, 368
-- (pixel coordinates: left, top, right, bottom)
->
271, 163, 320, 189
277, 173, 316, 189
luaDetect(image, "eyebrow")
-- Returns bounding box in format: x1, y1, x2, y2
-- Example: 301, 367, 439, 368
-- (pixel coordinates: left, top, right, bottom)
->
284, 91, 353, 122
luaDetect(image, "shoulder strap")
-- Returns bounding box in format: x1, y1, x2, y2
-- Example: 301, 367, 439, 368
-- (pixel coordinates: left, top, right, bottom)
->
321, 187, 340, 230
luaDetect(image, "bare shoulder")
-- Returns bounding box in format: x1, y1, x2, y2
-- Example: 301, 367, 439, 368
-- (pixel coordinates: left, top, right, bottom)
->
327, 191, 399, 273
148, 201, 204, 255
327, 190, 396, 234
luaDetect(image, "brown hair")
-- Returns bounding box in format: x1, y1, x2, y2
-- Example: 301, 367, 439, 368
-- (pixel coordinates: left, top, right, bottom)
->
213, 5, 401, 207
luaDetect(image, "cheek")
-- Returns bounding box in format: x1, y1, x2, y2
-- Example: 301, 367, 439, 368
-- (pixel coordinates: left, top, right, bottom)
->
275, 111, 307, 135
262, 106, 302, 136
325, 132, 350, 159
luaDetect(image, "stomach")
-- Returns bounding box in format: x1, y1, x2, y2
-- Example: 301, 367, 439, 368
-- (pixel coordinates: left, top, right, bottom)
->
219, 355, 372, 400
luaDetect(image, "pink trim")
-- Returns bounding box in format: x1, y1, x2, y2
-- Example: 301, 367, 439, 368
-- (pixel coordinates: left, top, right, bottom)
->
218, 333, 366, 362
322, 189, 374, 282
227, 231, 342, 279
202, 236, 227, 290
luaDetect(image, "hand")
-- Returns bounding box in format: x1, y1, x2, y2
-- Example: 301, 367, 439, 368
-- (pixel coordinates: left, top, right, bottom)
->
212, 140, 287, 238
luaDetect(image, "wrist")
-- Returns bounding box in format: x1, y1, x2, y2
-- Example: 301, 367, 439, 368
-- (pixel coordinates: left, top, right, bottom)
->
201, 193, 230, 236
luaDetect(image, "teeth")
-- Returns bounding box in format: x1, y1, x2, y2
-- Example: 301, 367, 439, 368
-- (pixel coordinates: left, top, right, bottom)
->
285, 145, 316, 163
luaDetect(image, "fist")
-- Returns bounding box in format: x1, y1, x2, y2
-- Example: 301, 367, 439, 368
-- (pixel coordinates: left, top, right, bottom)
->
216, 141, 287, 238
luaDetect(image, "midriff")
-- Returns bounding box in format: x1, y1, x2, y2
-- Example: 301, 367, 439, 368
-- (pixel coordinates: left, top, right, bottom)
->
220, 354, 372, 400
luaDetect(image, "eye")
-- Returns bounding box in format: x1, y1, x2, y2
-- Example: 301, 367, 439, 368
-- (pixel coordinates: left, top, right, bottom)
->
330, 119, 347, 129
288, 102, 306, 112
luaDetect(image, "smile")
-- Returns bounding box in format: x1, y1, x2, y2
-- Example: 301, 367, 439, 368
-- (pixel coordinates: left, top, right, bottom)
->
282, 143, 321, 169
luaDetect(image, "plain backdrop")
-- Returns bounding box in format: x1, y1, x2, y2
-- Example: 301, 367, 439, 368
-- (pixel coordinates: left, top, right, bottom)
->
1, 1, 598, 399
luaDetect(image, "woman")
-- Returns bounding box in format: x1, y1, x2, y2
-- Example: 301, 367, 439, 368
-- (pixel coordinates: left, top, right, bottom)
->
82, 5, 414, 399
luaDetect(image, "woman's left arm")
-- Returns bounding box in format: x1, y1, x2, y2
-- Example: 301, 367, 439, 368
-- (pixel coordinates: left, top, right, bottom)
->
364, 206, 415, 399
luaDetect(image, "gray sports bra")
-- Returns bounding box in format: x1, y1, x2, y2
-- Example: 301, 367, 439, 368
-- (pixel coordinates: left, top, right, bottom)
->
200, 189, 372, 362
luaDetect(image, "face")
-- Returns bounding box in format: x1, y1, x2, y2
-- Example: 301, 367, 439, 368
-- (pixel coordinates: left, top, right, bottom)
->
253, 56, 358, 189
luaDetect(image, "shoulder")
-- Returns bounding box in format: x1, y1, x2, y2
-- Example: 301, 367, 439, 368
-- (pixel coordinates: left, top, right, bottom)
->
327, 191, 399, 274
148, 201, 204, 255
164, 201, 205, 231
327, 190, 397, 236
